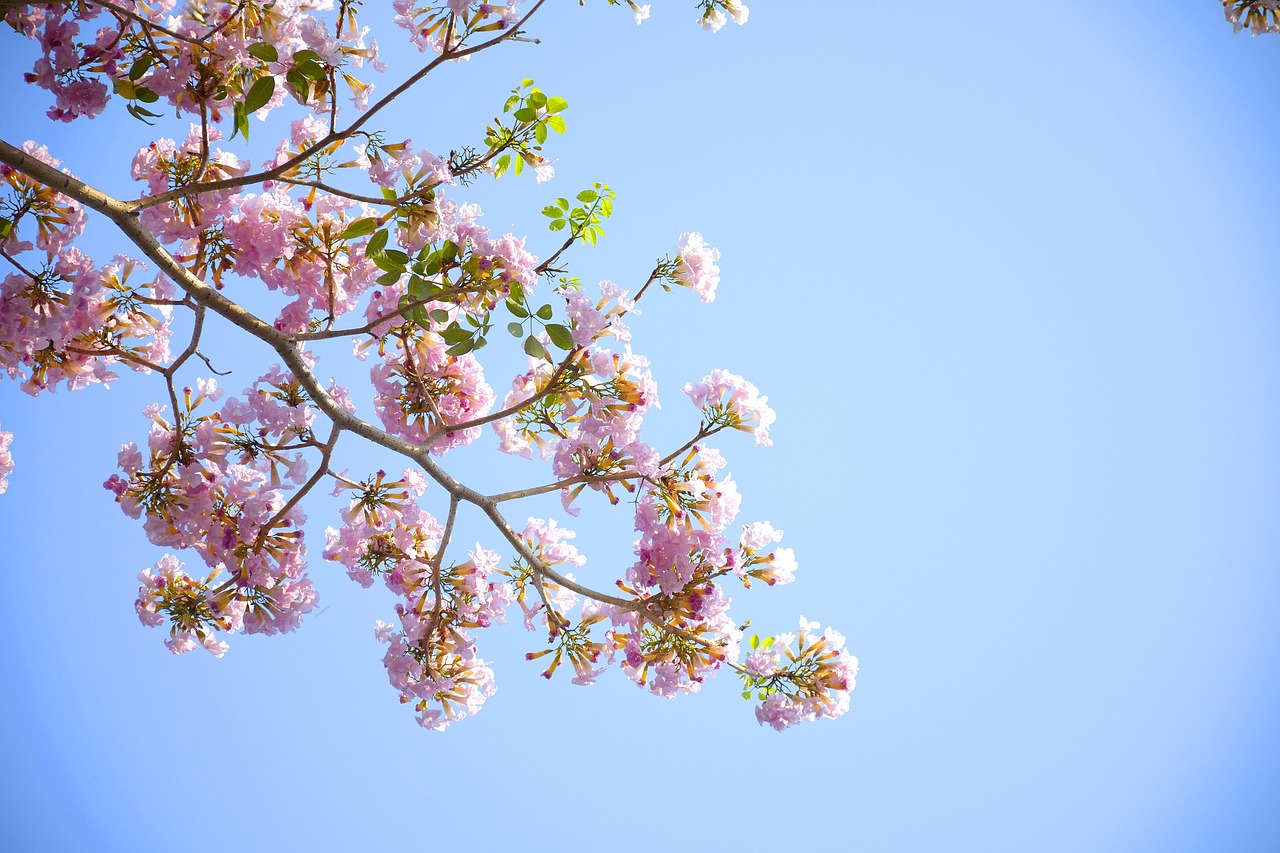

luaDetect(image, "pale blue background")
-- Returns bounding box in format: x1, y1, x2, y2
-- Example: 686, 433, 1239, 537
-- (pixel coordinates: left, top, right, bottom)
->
1, 2, 1278, 851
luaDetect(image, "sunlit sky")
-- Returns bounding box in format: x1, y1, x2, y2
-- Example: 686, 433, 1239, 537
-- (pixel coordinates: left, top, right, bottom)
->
2, 3, 1278, 851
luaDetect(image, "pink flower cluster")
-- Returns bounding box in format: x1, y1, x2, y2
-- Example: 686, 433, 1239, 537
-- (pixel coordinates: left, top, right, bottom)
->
136, 554, 235, 657
324, 468, 442, 589
13, 0, 383, 124
1, 141, 86, 258
393, 1, 522, 54
544, 442, 750, 699
131, 126, 248, 244
672, 231, 721, 302
734, 521, 797, 587
107, 375, 322, 653
508, 516, 586, 634
746, 617, 859, 732
684, 368, 777, 446
371, 330, 495, 454
325, 470, 516, 729
18, 7, 116, 121
562, 279, 635, 349
0, 143, 173, 396
0, 250, 173, 396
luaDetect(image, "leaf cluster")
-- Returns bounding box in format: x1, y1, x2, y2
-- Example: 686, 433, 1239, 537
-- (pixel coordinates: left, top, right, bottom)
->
541, 183, 615, 246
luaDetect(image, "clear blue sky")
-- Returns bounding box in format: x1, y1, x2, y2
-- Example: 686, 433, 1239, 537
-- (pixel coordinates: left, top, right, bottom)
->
2, 3, 1278, 851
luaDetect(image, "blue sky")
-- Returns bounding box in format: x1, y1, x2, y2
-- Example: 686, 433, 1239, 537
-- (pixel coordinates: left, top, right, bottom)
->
2, 2, 1278, 851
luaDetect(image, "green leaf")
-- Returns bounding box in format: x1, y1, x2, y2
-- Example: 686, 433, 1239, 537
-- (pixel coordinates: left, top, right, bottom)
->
407, 275, 428, 300
430, 309, 452, 324
366, 229, 389, 258
0, 217, 11, 240
493, 155, 511, 179
505, 299, 528, 318
285, 69, 308, 98
248, 42, 279, 63
298, 59, 327, 81
741, 691, 753, 700
376, 270, 401, 287
535, 304, 553, 320
534, 122, 548, 145
545, 323, 574, 350
446, 339, 475, 356
372, 254, 405, 274
442, 325, 473, 344
576, 189, 598, 203
528, 90, 547, 108
541, 205, 563, 218
545, 96, 568, 113
293, 49, 321, 64
523, 336, 548, 360
545, 115, 567, 134
507, 321, 524, 337
513, 107, 538, 123
135, 87, 159, 104
243, 75, 275, 114
749, 634, 760, 650
112, 78, 140, 99
340, 217, 377, 239
557, 197, 570, 210
548, 219, 567, 231
231, 102, 249, 139
521, 77, 534, 87
128, 55, 153, 81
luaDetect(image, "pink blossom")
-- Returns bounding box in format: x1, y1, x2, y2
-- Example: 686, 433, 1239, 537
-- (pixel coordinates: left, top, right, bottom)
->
672, 231, 720, 302
683, 368, 776, 446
